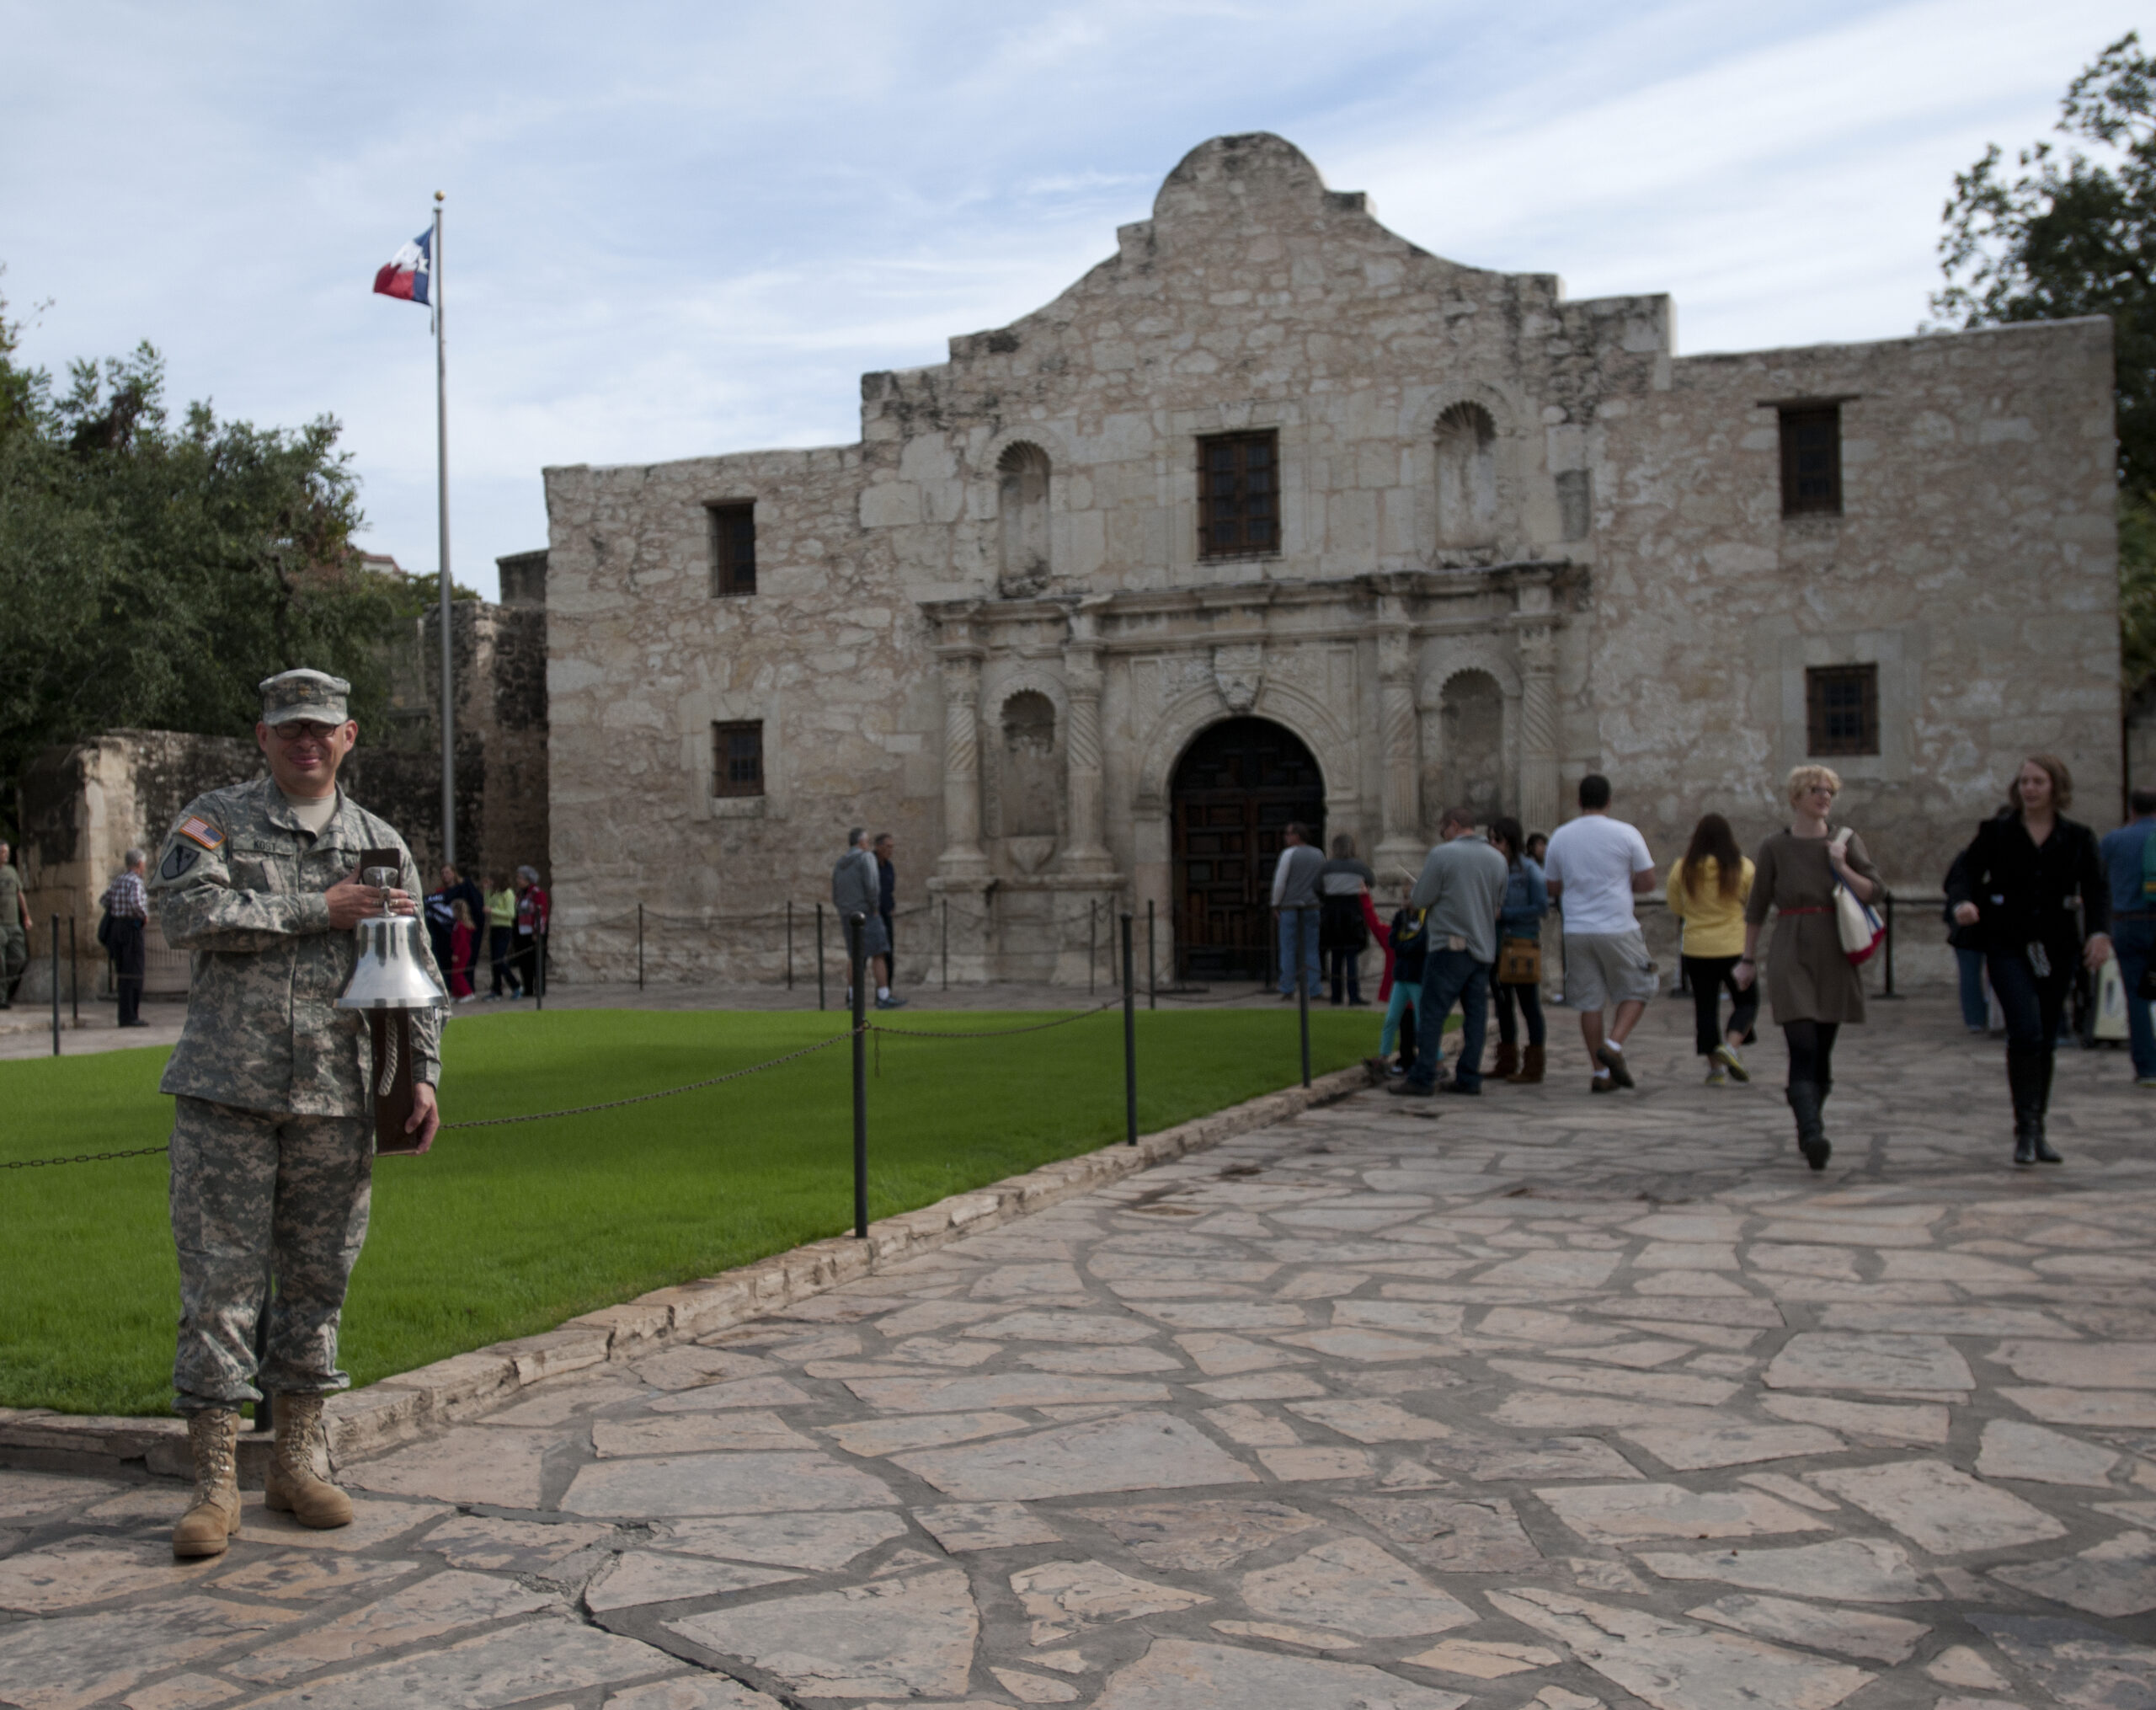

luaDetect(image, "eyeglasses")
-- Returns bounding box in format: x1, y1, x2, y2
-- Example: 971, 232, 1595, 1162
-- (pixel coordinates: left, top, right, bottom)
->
269, 721, 343, 741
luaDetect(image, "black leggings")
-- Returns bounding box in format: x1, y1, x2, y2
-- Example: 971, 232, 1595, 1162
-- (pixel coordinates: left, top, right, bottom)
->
1784, 1020, 1840, 1090
1492, 977, 1545, 1047
1683, 954, 1758, 1055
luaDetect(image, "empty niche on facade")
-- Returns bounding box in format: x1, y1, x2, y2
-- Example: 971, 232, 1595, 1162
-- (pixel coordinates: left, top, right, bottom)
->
990, 687, 1063, 870
998, 443, 1053, 598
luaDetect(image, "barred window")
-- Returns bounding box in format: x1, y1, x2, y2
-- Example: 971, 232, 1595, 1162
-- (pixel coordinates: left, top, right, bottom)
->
712, 720, 764, 796
708, 502, 756, 596
1198, 431, 1279, 558
1806, 665, 1878, 756
1780, 406, 1842, 516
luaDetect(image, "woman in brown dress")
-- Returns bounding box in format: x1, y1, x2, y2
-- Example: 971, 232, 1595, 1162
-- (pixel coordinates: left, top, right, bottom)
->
1734, 765, 1884, 1170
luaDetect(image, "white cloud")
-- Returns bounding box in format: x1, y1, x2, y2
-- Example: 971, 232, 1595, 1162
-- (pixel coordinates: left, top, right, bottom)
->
3, 0, 2142, 595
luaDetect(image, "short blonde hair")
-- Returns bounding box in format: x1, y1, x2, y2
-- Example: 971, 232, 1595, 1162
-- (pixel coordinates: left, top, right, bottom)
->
2010, 754, 2073, 814
1786, 764, 1842, 804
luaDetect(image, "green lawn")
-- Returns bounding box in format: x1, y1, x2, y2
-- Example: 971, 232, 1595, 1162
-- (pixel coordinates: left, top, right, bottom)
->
0, 1004, 1396, 1417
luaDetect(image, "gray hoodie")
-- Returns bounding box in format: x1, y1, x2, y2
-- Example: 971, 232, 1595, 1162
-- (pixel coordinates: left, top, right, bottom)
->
1407, 833, 1510, 965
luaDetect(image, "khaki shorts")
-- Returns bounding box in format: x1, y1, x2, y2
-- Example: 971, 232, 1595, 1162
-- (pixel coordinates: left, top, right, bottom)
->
1564, 930, 1658, 1011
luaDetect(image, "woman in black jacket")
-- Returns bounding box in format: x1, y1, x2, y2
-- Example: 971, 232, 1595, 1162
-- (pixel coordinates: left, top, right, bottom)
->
1947, 755, 2113, 1164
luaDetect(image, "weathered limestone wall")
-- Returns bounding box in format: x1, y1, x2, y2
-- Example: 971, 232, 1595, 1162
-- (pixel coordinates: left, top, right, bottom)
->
542, 131, 2121, 989
1594, 318, 2121, 885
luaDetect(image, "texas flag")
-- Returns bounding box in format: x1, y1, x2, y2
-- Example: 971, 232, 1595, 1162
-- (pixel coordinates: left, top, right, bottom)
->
372, 228, 432, 305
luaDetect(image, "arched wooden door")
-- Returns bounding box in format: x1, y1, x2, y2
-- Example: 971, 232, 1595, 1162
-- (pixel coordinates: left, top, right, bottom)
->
1171, 717, 1326, 981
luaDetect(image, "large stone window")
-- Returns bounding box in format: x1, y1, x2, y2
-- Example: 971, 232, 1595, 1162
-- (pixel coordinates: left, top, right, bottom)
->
708, 502, 757, 596
998, 443, 1052, 596
1435, 403, 1498, 550
1198, 431, 1279, 558
712, 719, 765, 796
1806, 665, 1878, 756
1780, 406, 1842, 516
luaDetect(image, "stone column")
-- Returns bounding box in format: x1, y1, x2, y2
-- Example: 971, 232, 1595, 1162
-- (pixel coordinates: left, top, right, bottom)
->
1060, 607, 1113, 874
937, 651, 990, 879
1374, 624, 1424, 883
1518, 623, 1561, 835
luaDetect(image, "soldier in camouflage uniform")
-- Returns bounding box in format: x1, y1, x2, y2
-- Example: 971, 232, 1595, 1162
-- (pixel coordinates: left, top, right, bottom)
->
0, 839, 28, 1006
152, 669, 445, 1558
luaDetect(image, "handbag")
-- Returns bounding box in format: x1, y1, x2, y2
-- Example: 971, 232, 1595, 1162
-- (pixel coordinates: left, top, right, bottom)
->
1497, 935, 1542, 986
1830, 830, 1885, 965
95, 907, 113, 951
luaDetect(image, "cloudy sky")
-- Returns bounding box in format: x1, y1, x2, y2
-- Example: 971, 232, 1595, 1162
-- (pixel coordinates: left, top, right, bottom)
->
3, 1, 2140, 598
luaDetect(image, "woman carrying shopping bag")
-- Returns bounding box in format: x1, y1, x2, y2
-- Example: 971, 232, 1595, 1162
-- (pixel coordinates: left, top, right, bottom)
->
1734, 766, 1884, 1171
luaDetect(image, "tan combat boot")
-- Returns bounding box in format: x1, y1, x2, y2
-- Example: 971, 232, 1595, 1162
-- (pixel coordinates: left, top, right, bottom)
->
172, 1408, 243, 1558
264, 1393, 354, 1529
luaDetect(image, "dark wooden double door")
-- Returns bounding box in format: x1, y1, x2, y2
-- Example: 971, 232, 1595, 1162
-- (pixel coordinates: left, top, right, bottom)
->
1171, 718, 1326, 981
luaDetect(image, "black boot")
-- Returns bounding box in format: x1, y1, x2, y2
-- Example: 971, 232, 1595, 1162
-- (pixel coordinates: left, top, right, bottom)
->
1787, 1082, 1829, 1172
2031, 1048, 2064, 1164
2008, 1045, 2045, 1166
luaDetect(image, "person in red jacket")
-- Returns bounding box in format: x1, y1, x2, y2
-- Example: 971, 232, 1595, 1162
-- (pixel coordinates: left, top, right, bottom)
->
513, 865, 550, 997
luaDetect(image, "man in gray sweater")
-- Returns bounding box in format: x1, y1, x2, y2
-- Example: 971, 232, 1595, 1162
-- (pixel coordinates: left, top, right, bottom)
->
833, 828, 903, 1008
1389, 806, 1510, 1097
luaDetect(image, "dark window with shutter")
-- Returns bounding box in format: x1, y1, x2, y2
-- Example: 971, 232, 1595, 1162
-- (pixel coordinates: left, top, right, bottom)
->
709, 502, 757, 596
1780, 406, 1842, 516
1806, 665, 1878, 756
1198, 431, 1279, 558
712, 720, 765, 796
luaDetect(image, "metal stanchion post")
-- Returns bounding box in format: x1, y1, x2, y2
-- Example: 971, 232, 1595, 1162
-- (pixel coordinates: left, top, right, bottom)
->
1121, 911, 1138, 1146
816, 904, 826, 1012
1089, 900, 1097, 997
1297, 904, 1312, 1088
253, 1285, 274, 1432
787, 900, 794, 991
637, 904, 645, 991
50, 916, 61, 1056
1147, 899, 1156, 1011
68, 916, 78, 1023
942, 898, 950, 991
1881, 891, 1902, 999
535, 929, 547, 1011
849, 913, 869, 1239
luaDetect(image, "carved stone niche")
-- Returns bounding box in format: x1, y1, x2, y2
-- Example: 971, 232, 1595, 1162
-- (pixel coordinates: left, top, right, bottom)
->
989, 687, 1063, 872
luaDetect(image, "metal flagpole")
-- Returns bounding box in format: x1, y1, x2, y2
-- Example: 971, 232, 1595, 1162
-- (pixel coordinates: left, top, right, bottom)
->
433, 191, 456, 870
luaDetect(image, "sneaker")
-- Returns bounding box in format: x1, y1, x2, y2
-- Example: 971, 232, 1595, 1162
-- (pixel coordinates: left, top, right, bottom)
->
1590, 1075, 1617, 1094
1385, 1080, 1435, 1098
1595, 1044, 1634, 1088
876, 994, 908, 1009
1705, 1066, 1728, 1087
1385, 1063, 1408, 1078
1710, 1043, 1748, 1082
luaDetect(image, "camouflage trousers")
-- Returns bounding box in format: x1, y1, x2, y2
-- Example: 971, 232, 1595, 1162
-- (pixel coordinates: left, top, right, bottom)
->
169, 1096, 374, 1413
0, 922, 24, 990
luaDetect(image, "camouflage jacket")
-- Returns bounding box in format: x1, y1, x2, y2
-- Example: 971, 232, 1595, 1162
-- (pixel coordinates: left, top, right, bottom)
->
151, 778, 443, 1116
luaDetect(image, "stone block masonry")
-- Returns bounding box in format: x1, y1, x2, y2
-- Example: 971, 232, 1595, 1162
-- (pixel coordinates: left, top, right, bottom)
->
543, 131, 2121, 989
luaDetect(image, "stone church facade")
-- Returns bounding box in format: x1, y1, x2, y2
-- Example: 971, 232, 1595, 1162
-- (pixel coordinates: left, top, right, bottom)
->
542, 133, 2121, 986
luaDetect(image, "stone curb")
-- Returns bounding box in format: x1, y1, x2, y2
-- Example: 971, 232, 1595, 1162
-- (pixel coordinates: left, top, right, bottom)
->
0, 1064, 1367, 1484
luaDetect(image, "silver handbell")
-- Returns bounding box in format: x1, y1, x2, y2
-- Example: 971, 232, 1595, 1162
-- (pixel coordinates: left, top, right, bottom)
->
337, 867, 448, 1012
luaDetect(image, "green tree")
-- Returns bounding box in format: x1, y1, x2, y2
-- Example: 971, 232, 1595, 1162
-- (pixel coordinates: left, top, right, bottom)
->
1933, 33, 2156, 687
0, 286, 429, 829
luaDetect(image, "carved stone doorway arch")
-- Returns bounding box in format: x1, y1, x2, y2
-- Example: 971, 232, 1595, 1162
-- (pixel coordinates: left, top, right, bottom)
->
1171, 717, 1326, 981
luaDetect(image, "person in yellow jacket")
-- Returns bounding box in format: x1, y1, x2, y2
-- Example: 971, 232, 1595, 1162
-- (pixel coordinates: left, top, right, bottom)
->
483, 874, 520, 999
1666, 814, 1758, 1084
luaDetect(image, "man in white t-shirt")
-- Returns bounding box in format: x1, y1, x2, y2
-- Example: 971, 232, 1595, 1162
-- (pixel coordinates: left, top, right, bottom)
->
1541, 774, 1657, 1093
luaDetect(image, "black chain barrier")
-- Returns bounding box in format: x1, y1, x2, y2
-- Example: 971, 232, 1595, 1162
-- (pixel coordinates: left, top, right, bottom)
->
2, 1144, 173, 1172
868, 1000, 1122, 1040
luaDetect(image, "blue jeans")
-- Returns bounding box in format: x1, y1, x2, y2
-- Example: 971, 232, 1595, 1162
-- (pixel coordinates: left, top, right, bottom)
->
1277, 910, 1321, 996
1410, 949, 1488, 1090
2115, 919, 2156, 1079
1955, 946, 1989, 1031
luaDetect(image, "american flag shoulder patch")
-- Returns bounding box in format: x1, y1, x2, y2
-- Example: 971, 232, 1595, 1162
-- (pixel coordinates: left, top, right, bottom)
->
177, 815, 225, 851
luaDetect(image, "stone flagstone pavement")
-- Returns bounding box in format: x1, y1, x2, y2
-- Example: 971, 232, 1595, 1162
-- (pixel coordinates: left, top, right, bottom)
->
4, 997, 2156, 1709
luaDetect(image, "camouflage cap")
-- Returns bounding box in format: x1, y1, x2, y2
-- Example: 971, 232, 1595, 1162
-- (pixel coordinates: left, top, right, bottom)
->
259, 669, 351, 727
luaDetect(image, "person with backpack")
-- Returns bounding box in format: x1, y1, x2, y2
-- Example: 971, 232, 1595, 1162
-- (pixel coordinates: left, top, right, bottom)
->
2099, 785, 2156, 1089
1946, 755, 2112, 1164
1370, 896, 1430, 1081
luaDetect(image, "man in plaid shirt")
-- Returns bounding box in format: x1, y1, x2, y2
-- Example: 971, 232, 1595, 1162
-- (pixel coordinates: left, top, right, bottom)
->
103, 847, 150, 1029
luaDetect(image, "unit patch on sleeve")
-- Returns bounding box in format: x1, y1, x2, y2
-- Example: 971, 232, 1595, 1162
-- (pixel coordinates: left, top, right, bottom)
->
176, 816, 225, 852
159, 843, 198, 881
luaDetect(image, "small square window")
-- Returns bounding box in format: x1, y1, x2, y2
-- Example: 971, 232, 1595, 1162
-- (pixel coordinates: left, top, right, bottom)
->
1806, 665, 1878, 756
1198, 431, 1279, 558
712, 720, 764, 796
1780, 406, 1842, 516
709, 502, 756, 596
